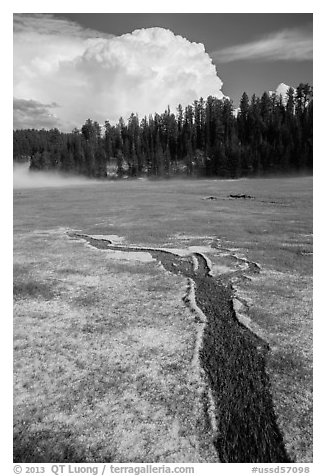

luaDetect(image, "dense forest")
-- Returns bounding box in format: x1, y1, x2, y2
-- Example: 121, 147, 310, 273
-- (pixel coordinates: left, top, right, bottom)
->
13, 83, 313, 179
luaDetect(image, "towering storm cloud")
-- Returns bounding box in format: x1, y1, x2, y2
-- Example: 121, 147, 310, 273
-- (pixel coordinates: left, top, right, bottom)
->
14, 15, 225, 131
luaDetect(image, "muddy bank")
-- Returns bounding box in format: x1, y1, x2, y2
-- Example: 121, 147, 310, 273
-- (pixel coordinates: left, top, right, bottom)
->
68, 232, 291, 463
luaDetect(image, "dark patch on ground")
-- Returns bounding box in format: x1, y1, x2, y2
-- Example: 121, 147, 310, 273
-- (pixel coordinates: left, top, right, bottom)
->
202, 195, 282, 206
66, 232, 292, 463
70, 232, 113, 249
13, 280, 56, 301
14, 192, 27, 200
229, 194, 255, 199
13, 425, 113, 463
298, 250, 313, 256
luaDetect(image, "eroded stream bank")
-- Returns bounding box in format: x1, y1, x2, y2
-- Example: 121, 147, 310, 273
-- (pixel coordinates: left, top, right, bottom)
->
68, 232, 291, 463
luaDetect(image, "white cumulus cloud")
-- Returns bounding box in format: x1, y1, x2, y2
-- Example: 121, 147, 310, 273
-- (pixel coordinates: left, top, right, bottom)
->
275, 82, 291, 97
268, 83, 293, 104
14, 14, 225, 131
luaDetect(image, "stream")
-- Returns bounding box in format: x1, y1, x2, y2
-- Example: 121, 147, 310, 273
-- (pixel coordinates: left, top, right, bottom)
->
68, 231, 291, 463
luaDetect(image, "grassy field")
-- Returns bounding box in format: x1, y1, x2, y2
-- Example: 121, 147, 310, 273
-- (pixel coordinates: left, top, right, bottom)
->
13, 176, 313, 463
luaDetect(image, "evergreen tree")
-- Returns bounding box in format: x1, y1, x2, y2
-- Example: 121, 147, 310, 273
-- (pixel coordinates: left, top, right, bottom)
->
14, 84, 313, 179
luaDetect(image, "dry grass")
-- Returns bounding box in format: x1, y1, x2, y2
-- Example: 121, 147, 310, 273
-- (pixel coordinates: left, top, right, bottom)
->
13, 176, 312, 462
236, 269, 313, 462
13, 232, 218, 462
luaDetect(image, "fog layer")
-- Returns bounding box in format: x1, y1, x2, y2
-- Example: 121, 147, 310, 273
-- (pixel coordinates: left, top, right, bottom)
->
13, 163, 98, 189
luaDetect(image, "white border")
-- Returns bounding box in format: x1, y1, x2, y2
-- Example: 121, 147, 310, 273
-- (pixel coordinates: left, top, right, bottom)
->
4, 3, 320, 474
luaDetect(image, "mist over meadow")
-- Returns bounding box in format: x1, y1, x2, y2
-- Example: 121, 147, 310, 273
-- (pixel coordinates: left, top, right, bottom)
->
13, 162, 98, 189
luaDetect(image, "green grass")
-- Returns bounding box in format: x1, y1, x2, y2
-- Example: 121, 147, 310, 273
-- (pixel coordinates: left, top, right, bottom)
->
13, 176, 312, 462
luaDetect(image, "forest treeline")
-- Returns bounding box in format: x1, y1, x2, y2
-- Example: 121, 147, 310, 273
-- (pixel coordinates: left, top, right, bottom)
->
13, 83, 313, 179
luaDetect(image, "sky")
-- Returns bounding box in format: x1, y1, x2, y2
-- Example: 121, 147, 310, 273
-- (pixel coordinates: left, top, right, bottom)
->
13, 13, 313, 131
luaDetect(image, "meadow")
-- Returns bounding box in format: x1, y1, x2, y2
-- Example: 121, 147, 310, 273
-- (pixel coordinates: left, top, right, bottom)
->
13, 176, 313, 463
